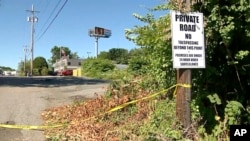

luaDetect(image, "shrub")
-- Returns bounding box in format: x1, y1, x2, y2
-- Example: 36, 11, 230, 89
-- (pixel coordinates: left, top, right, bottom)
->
82, 58, 115, 78
128, 57, 148, 75
41, 67, 49, 76
32, 68, 39, 76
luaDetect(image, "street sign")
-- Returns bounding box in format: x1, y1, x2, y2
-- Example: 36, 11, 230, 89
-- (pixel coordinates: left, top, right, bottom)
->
171, 11, 205, 68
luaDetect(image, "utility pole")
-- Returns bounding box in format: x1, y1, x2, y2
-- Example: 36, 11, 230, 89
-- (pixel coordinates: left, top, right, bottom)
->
26, 4, 39, 76
87, 52, 91, 58
176, 0, 191, 128
23, 45, 29, 73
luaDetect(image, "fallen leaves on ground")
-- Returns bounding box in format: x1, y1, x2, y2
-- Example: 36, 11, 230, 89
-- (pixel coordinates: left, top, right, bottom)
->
41, 83, 154, 141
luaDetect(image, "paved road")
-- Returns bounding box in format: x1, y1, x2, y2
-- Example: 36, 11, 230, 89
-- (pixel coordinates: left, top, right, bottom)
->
0, 76, 109, 141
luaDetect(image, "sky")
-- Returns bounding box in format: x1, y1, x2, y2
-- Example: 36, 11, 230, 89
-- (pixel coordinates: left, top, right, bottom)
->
0, 0, 167, 70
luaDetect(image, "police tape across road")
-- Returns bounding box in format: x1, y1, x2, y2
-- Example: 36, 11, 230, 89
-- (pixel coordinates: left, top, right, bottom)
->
0, 83, 191, 130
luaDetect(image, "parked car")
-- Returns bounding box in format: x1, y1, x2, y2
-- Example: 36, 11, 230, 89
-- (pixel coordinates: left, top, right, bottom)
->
60, 70, 73, 76
48, 71, 58, 76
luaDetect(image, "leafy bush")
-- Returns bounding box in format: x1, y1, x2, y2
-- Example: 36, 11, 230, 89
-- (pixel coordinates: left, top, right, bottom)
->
81, 58, 115, 78
33, 56, 48, 75
41, 67, 49, 76
128, 57, 148, 75
126, 8, 175, 90
41, 1, 250, 140
32, 68, 39, 76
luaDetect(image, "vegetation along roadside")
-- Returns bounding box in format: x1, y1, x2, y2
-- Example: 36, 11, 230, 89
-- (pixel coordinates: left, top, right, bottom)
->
42, 1, 250, 140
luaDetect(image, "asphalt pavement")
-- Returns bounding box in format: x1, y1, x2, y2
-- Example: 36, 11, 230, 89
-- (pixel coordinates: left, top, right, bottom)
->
0, 76, 109, 141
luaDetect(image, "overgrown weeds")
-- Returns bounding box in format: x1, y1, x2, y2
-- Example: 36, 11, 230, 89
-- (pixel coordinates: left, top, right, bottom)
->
42, 75, 232, 141
42, 76, 180, 140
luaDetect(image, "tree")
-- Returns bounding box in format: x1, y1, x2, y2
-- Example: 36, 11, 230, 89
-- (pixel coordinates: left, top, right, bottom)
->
33, 56, 48, 75
17, 62, 23, 72
189, 0, 250, 129
128, 48, 144, 58
49, 46, 80, 65
49, 46, 70, 64
81, 58, 115, 78
0, 66, 15, 71
108, 48, 129, 64
41, 67, 49, 76
126, 5, 174, 89
98, 51, 110, 60
71, 52, 80, 59
128, 48, 148, 75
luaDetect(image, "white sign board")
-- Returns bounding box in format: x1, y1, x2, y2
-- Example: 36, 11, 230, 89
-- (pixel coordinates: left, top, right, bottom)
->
171, 11, 205, 68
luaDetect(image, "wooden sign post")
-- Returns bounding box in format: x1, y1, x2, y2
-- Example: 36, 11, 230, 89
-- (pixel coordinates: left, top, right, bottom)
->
171, 1, 205, 128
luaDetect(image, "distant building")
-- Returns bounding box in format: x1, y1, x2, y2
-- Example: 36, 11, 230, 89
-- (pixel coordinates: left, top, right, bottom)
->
0, 69, 3, 75
53, 56, 83, 72
2, 71, 17, 76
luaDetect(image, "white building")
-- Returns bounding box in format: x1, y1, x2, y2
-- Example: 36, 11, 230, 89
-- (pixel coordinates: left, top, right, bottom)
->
2, 71, 17, 76
53, 56, 83, 72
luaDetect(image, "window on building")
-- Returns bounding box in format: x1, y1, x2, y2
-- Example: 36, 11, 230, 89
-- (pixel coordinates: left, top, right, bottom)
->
67, 62, 71, 65
78, 62, 81, 66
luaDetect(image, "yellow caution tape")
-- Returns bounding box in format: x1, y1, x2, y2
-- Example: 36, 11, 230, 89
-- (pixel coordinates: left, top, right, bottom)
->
173, 83, 192, 97
106, 83, 191, 114
0, 83, 191, 130
0, 124, 63, 130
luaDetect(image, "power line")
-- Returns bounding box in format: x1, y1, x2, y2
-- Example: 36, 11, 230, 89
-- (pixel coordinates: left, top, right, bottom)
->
35, 0, 60, 39
36, 0, 68, 42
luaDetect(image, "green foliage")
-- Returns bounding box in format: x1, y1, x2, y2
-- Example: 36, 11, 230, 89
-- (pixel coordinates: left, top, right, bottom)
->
98, 51, 110, 60
224, 101, 244, 125
101, 69, 131, 81
104, 75, 186, 140
126, 3, 175, 90
194, 93, 245, 140
245, 106, 250, 124
128, 48, 143, 58
17, 60, 31, 74
71, 52, 80, 59
0, 66, 15, 71
128, 57, 148, 75
49, 46, 79, 65
235, 50, 249, 61
49, 46, 70, 64
108, 48, 129, 64
207, 93, 222, 105
81, 58, 115, 78
137, 99, 183, 140
33, 56, 48, 76
192, 1, 250, 131
193, 94, 229, 140
127, 48, 148, 75
42, 1, 250, 140
41, 67, 49, 76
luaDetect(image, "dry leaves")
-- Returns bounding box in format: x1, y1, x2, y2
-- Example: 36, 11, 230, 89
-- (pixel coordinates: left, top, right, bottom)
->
41, 79, 155, 140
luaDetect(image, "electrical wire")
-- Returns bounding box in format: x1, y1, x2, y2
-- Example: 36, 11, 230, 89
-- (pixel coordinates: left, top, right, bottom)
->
36, 0, 68, 42
35, 0, 59, 39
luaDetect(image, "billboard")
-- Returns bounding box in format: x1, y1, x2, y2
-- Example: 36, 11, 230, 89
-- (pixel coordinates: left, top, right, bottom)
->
104, 29, 111, 38
89, 27, 111, 38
